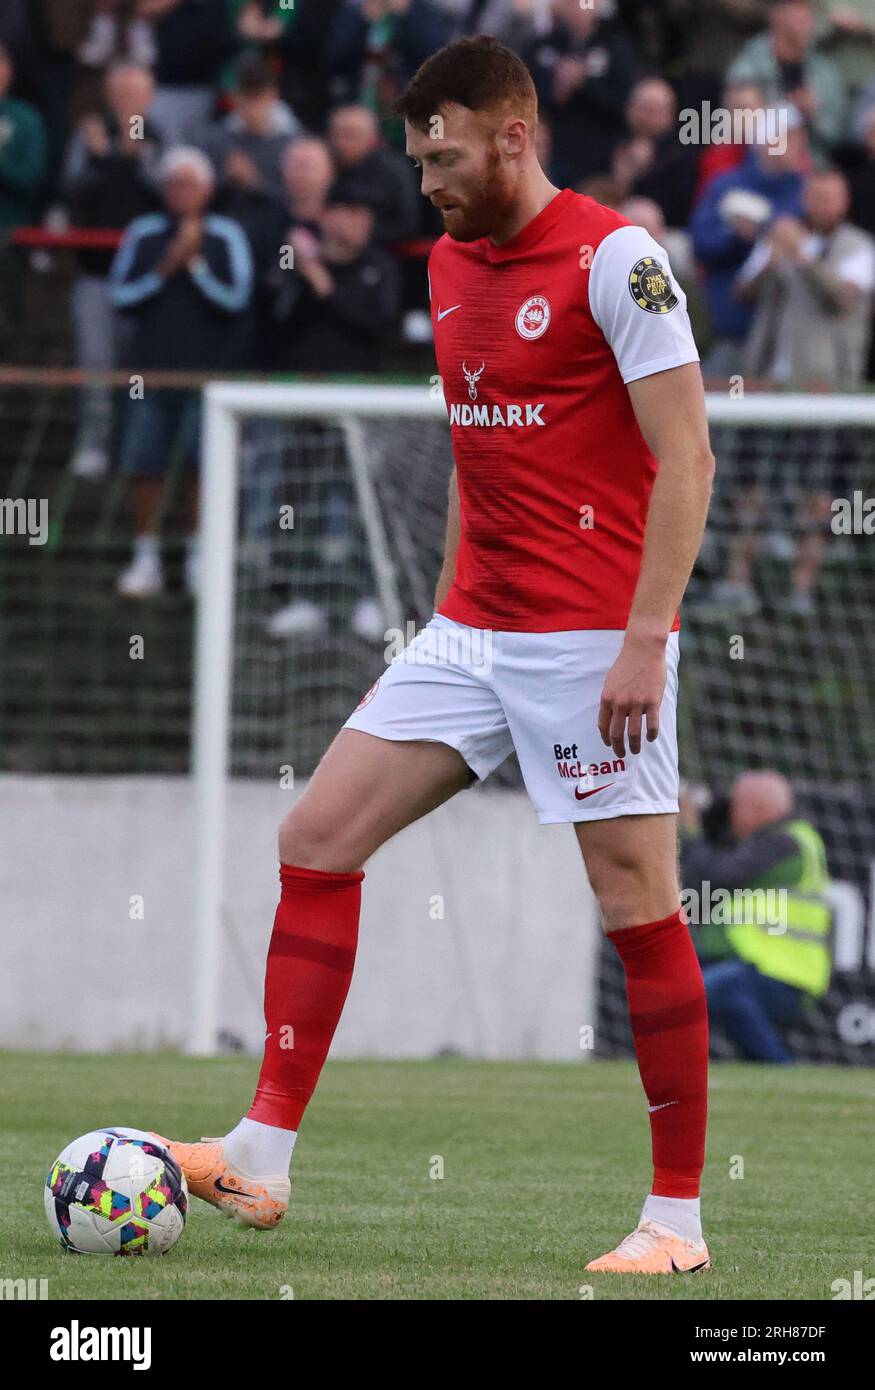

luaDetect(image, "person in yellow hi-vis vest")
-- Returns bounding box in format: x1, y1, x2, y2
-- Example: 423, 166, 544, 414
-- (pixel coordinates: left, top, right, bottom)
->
680, 771, 831, 1063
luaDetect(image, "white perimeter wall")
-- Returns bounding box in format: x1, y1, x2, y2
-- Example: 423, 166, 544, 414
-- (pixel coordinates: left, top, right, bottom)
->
0, 776, 601, 1059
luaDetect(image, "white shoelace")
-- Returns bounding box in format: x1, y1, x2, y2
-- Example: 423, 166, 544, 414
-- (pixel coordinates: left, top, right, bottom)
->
612, 1218, 679, 1260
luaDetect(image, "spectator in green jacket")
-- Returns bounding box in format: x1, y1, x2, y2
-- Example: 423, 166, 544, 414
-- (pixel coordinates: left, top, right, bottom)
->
728, 0, 849, 159
681, 771, 832, 1063
224, 0, 300, 89
0, 41, 47, 232
0, 41, 47, 355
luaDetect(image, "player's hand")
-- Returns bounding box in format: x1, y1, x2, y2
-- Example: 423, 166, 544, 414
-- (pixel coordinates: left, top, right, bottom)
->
598, 634, 667, 758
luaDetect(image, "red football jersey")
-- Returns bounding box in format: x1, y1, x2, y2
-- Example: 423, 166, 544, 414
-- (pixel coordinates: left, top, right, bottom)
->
428, 187, 699, 632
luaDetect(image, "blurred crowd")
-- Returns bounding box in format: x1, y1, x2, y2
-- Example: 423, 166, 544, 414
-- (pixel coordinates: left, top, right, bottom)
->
1, 1, 875, 603
0, 2, 874, 385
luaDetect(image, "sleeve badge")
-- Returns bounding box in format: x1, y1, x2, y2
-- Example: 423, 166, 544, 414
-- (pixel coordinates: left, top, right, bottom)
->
628, 257, 679, 314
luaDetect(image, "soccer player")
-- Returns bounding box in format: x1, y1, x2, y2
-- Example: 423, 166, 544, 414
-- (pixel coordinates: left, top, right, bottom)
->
159, 36, 715, 1276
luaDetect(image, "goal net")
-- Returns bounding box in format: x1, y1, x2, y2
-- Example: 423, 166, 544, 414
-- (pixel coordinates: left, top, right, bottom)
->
189, 384, 875, 1061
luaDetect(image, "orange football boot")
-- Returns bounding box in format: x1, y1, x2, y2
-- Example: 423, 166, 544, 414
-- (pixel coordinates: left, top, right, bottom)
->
151, 1134, 290, 1229
585, 1219, 711, 1275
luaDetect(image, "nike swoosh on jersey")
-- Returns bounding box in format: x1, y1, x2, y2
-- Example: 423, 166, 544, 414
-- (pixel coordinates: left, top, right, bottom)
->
437, 304, 462, 321
574, 782, 614, 801
647, 1100, 679, 1113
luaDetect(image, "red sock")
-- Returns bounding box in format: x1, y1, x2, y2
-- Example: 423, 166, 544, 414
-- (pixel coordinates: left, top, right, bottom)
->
610, 908, 709, 1199
248, 863, 364, 1130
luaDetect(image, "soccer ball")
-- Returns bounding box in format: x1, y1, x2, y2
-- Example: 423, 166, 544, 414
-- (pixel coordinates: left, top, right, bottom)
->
45, 1127, 188, 1256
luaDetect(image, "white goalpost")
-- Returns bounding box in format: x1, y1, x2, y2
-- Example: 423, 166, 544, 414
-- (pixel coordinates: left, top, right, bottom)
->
189, 384, 875, 1056
190, 382, 446, 1054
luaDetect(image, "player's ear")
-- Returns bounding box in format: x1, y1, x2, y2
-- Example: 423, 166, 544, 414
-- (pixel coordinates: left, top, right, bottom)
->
501, 117, 529, 160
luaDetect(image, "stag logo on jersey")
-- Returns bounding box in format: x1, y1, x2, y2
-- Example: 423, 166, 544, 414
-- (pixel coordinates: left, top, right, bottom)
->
629, 257, 678, 315
462, 361, 486, 401
515, 295, 551, 340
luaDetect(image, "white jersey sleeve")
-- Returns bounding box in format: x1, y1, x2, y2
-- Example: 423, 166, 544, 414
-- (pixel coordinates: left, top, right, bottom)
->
588, 224, 700, 384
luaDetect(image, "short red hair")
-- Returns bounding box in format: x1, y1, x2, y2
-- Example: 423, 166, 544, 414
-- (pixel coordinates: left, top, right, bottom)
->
396, 35, 538, 132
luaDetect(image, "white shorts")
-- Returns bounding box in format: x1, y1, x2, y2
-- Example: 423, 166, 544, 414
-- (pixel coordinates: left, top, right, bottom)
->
344, 615, 680, 825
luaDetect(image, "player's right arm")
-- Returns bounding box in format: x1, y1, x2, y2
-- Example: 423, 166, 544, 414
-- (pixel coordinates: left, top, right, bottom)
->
434, 466, 460, 610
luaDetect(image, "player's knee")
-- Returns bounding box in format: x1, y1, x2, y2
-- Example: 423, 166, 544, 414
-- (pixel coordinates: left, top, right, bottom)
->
278, 804, 352, 872
585, 844, 646, 901
585, 846, 656, 926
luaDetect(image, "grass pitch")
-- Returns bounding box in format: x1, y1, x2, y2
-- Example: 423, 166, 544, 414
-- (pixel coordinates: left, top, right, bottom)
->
2, 1054, 873, 1301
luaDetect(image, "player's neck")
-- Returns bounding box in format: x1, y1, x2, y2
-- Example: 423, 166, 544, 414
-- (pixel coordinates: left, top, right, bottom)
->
487, 171, 563, 248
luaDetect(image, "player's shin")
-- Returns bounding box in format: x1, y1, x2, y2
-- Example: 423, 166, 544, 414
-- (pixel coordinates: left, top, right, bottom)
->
225, 863, 365, 1176
609, 908, 709, 1240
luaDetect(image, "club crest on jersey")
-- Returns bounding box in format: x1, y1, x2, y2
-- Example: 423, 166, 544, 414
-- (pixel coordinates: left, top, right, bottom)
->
515, 295, 551, 340
355, 678, 380, 711
629, 257, 678, 314
462, 360, 486, 401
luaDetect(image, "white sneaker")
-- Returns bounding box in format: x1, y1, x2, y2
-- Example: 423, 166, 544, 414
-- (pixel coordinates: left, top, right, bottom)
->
69, 446, 109, 480
351, 597, 386, 641
150, 1134, 290, 1230
265, 598, 329, 637
117, 550, 164, 598
585, 1218, 711, 1275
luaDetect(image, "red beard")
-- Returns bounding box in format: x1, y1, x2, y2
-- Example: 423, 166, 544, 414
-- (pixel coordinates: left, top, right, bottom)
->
440, 148, 516, 243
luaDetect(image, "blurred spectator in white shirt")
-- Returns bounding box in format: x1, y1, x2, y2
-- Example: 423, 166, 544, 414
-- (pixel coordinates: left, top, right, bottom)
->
737, 166, 875, 386
717, 169, 875, 615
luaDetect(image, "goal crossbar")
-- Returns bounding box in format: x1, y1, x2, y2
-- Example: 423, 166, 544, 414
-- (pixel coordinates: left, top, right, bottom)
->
189, 385, 875, 1055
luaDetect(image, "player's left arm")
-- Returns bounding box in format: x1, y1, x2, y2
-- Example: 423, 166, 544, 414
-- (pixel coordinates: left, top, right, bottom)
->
599, 363, 714, 758
587, 224, 715, 758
